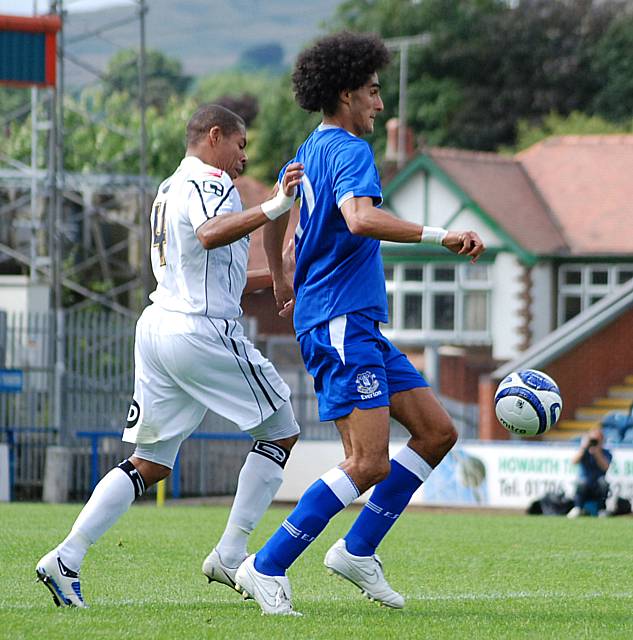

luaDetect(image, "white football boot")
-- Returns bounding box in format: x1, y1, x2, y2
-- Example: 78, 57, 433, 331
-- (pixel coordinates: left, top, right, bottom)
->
202, 548, 246, 592
234, 555, 301, 616
324, 538, 404, 609
36, 550, 86, 608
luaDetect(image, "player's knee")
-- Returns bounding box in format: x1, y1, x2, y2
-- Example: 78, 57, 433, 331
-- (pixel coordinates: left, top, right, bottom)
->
413, 416, 457, 462
129, 456, 171, 488
275, 433, 299, 451
356, 457, 391, 487
428, 416, 458, 455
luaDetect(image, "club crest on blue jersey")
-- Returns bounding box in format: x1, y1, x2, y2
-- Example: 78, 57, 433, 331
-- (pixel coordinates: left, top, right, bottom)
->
356, 370, 382, 400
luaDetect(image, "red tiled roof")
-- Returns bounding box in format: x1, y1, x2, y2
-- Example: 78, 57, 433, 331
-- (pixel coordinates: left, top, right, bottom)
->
427, 148, 567, 255
420, 135, 633, 256
516, 135, 633, 255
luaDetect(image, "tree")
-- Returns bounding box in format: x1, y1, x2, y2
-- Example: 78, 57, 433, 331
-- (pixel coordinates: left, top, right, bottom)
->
442, 0, 619, 149
249, 75, 320, 183
0, 87, 32, 123
509, 111, 632, 153
329, 0, 629, 151
590, 13, 633, 122
193, 71, 274, 125
214, 94, 259, 126
193, 70, 271, 103
103, 49, 191, 112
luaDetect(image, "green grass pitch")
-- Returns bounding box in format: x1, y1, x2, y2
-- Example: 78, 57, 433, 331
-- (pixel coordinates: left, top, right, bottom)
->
1, 502, 632, 639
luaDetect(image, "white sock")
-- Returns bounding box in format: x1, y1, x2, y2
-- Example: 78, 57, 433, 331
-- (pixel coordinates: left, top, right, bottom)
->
215, 451, 284, 567
393, 445, 434, 482
56, 466, 138, 571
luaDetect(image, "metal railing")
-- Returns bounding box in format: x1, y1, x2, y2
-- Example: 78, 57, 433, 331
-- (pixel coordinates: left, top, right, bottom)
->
0, 308, 333, 499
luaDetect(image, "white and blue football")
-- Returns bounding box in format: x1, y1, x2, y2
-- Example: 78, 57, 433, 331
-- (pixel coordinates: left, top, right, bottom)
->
494, 369, 562, 436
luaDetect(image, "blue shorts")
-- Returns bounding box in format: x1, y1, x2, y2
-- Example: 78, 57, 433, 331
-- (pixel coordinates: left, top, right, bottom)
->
298, 312, 429, 422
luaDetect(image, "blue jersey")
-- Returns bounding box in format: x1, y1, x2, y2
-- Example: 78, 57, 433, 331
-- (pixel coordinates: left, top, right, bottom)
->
282, 125, 388, 335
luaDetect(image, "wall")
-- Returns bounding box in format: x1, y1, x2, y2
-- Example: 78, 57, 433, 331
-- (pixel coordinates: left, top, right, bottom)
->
276, 439, 633, 507
544, 306, 633, 420
0, 276, 50, 315
478, 305, 633, 439
389, 171, 426, 224
490, 253, 524, 360
0, 444, 9, 501
439, 346, 497, 404
529, 262, 554, 343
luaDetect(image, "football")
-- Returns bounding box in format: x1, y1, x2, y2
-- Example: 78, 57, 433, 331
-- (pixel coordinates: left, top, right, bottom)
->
494, 369, 562, 436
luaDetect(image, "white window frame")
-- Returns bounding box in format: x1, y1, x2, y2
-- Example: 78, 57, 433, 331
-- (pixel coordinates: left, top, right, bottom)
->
557, 263, 633, 325
384, 262, 491, 344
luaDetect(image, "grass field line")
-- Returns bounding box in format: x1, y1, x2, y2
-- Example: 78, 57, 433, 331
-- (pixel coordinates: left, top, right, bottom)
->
403, 590, 633, 602
5, 590, 633, 610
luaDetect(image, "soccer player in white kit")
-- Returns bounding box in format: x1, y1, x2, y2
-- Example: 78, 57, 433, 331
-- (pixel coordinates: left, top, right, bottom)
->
35, 104, 305, 608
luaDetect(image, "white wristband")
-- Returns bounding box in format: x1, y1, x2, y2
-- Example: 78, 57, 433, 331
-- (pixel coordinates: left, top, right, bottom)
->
261, 183, 295, 220
420, 226, 448, 245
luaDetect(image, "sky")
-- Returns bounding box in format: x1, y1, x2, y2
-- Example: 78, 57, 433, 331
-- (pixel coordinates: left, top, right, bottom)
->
0, 0, 132, 15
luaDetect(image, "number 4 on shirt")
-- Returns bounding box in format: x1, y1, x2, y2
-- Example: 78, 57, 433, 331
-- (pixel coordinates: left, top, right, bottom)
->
152, 201, 167, 267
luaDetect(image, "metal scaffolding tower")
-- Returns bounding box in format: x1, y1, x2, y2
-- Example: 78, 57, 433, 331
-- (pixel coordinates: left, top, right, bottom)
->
0, 1, 150, 441
0, 0, 151, 318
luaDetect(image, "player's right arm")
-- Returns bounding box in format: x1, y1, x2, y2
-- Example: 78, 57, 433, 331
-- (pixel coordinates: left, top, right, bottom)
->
332, 138, 485, 262
263, 191, 295, 317
340, 196, 485, 264
195, 162, 303, 250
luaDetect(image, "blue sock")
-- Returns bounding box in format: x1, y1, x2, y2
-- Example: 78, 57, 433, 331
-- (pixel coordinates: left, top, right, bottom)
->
255, 467, 359, 576
345, 447, 432, 557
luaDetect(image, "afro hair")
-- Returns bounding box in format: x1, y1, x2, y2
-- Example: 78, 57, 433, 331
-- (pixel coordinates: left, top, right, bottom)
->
292, 31, 391, 116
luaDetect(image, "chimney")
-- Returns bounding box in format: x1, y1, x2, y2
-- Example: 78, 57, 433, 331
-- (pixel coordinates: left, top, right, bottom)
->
385, 117, 415, 164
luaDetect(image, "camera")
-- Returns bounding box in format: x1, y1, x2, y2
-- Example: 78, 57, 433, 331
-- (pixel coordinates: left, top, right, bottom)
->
588, 438, 599, 447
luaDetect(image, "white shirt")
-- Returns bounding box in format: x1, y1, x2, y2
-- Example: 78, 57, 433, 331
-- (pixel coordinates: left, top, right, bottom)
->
148, 156, 248, 318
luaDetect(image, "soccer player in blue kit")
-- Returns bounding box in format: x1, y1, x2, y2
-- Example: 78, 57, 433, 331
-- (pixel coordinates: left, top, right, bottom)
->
235, 32, 485, 615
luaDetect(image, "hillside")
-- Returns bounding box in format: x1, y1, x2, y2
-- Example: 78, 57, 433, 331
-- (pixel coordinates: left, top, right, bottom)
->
64, 0, 340, 84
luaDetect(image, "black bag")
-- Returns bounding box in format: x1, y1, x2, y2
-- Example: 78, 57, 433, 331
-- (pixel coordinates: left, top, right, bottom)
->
610, 496, 632, 516
527, 490, 574, 516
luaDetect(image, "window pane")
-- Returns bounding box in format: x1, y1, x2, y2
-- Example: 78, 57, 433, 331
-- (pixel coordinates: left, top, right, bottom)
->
463, 263, 488, 281
589, 295, 604, 305
433, 266, 455, 282
563, 296, 581, 323
384, 266, 394, 281
403, 266, 424, 281
433, 293, 454, 330
591, 269, 608, 286
563, 269, 582, 286
463, 292, 488, 331
618, 270, 633, 285
403, 294, 423, 329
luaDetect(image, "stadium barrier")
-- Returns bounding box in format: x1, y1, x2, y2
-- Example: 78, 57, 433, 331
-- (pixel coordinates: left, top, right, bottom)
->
1, 427, 58, 500
76, 430, 251, 498
276, 440, 633, 508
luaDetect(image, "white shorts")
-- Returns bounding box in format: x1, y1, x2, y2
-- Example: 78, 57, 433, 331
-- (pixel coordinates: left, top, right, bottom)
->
133, 401, 299, 469
122, 304, 294, 446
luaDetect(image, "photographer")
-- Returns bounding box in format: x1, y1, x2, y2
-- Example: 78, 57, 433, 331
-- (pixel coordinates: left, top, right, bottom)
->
567, 428, 612, 518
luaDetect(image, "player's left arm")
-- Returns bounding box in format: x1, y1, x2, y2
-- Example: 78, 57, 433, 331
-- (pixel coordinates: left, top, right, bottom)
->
340, 196, 485, 263
263, 205, 295, 317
